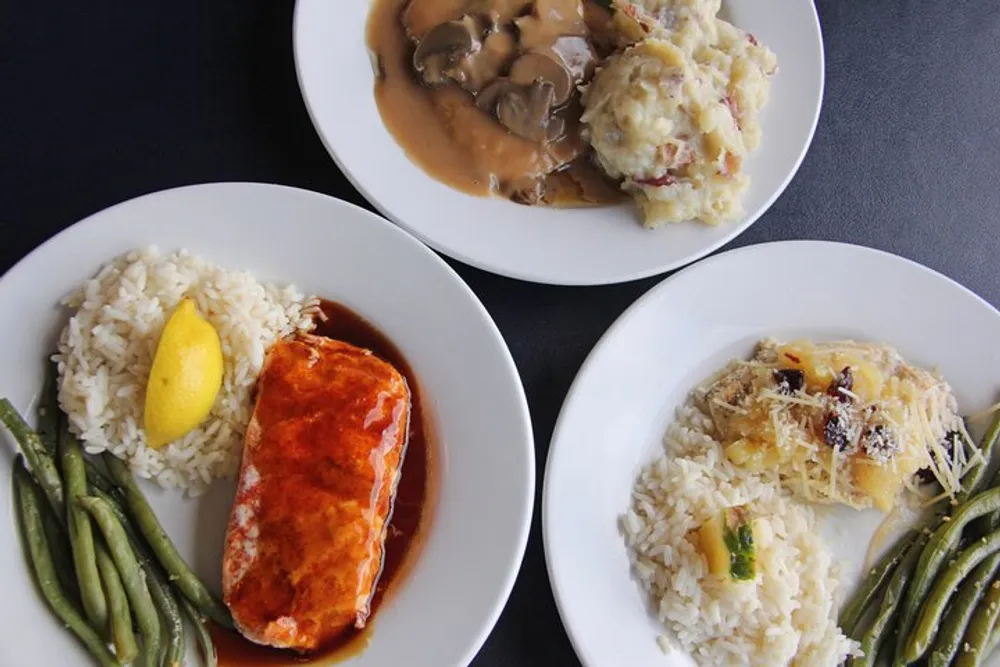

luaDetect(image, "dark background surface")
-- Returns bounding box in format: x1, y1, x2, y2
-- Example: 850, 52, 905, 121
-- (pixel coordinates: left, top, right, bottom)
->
3, 1, 1000, 665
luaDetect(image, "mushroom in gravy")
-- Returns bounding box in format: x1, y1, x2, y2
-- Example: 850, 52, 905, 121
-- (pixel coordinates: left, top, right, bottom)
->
367, 0, 623, 205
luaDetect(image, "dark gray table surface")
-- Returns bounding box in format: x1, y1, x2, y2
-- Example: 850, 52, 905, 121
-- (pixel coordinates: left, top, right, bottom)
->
4, 1, 1000, 665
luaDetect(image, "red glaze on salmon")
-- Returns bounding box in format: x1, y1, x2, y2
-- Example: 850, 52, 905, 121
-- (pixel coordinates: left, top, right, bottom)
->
222, 333, 410, 652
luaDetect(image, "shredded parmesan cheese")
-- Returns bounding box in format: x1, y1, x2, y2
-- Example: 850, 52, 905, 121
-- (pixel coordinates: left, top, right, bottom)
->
968, 400, 1000, 422
758, 388, 826, 409
864, 506, 905, 571
711, 398, 748, 414
702, 338, 966, 510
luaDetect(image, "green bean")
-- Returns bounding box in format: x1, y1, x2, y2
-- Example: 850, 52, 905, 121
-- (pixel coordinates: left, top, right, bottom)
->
905, 526, 1000, 661
32, 405, 86, 603
150, 573, 185, 667
181, 595, 218, 667
841, 529, 917, 636
85, 460, 117, 495
1, 398, 64, 516
956, 577, 1000, 667
36, 359, 61, 456
988, 618, 1000, 656
89, 485, 133, 533
849, 534, 926, 667
129, 533, 185, 667
40, 494, 81, 603
928, 552, 1000, 666
968, 464, 1000, 541
901, 488, 1000, 642
13, 460, 120, 667
90, 484, 185, 667
958, 412, 1000, 504
104, 453, 233, 628
60, 422, 108, 631
894, 520, 949, 664
945, 464, 1000, 667
850, 604, 896, 667
896, 465, 1000, 663
33, 403, 80, 601
134, 544, 184, 667
95, 544, 138, 663
79, 495, 162, 665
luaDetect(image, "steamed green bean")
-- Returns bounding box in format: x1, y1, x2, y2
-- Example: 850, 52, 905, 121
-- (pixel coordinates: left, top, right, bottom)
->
1, 398, 64, 516
905, 526, 1000, 661
14, 460, 119, 667
60, 422, 107, 631
104, 453, 232, 627
79, 496, 162, 666
95, 545, 138, 663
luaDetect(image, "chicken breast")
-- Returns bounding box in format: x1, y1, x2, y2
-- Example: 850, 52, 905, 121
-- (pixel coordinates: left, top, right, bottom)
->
222, 333, 411, 652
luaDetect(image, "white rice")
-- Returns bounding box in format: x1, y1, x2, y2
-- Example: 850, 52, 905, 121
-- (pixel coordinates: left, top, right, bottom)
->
54, 246, 318, 495
621, 403, 861, 666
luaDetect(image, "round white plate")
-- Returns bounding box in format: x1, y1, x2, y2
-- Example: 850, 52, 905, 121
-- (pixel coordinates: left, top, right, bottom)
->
0, 183, 534, 667
542, 241, 1000, 666
292, 0, 824, 286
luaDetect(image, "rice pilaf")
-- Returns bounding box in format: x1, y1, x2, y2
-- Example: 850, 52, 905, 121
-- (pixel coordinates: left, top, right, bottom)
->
622, 402, 860, 665
54, 246, 318, 495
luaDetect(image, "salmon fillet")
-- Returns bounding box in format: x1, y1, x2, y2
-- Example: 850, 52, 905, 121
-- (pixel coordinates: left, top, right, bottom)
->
222, 333, 410, 651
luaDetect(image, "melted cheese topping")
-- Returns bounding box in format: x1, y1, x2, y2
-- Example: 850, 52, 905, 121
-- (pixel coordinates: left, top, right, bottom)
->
700, 338, 970, 512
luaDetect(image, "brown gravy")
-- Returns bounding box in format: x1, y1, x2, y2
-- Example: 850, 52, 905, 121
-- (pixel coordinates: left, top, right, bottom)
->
211, 299, 437, 666
366, 0, 624, 206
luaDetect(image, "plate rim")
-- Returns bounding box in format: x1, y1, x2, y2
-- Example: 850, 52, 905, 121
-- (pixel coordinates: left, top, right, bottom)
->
540, 239, 1000, 666
290, 0, 828, 287
0, 181, 537, 667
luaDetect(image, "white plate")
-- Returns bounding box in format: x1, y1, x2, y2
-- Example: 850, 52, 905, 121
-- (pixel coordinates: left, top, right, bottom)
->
542, 241, 1000, 666
0, 183, 534, 667
292, 0, 824, 286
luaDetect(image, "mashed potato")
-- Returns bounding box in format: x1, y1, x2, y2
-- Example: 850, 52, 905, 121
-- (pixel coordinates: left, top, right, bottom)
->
695, 18, 777, 152
582, 0, 777, 227
611, 0, 721, 49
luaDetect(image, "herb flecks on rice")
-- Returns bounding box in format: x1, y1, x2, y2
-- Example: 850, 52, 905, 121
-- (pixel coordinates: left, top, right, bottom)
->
622, 403, 860, 666
54, 246, 318, 495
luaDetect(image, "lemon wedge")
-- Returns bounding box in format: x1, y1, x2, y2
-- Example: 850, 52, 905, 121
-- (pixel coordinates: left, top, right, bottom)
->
144, 298, 224, 449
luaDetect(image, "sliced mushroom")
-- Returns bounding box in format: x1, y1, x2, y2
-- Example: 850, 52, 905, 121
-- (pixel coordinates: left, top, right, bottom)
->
462, 24, 517, 92
509, 50, 574, 106
496, 80, 556, 143
476, 78, 523, 115
550, 35, 597, 81
544, 114, 566, 143
412, 16, 482, 86
477, 78, 557, 143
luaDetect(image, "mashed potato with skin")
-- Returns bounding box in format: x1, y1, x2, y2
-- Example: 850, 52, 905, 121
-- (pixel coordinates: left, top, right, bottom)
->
582, 39, 749, 225
583, 1, 777, 227
695, 18, 777, 152
612, 0, 721, 49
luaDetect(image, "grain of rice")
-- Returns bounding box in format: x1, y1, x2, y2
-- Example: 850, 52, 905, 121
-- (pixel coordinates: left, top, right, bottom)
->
621, 401, 861, 666
54, 246, 318, 495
